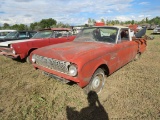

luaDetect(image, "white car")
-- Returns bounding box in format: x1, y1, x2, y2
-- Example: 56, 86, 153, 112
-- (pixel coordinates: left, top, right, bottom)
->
153, 27, 160, 34
0, 30, 17, 39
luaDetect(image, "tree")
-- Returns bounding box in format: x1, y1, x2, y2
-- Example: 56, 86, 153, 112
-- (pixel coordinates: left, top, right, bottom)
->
39, 18, 57, 28
88, 18, 92, 26
30, 22, 38, 30
64, 23, 70, 28
92, 19, 96, 24
106, 20, 108, 25
10, 24, 28, 31
101, 18, 105, 23
18, 24, 26, 31
56, 22, 64, 28
111, 20, 115, 25
140, 18, 145, 24
106, 20, 111, 25
146, 17, 149, 23
131, 20, 135, 25
84, 24, 89, 27
149, 16, 160, 25
11, 24, 19, 30
88, 18, 95, 26
120, 21, 124, 25
3, 23, 10, 29
125, 21, 131, 24
114, 20, 120, 25
34, 25, 42, 30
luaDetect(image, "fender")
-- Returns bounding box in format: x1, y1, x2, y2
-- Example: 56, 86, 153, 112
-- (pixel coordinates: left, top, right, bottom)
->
11, 42, 30, 59
77, 54, 112, 87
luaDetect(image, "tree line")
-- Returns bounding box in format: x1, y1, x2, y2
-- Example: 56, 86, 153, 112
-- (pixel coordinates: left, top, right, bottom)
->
0, 16, 160, 31
0, 18, 70, 31
87, 16, 160, 26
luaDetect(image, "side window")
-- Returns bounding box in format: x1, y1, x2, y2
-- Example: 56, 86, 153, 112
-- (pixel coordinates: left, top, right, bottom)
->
51, 32, 55, 38
62, 31, 72, 37
55, 31, 63, 38
93, 28, 117, 43
19, 32, 27, 38
26, 32, 30, 38
51, 31, 72, 38
30, 32, 36, 37
16, 33, 19, 38
120, 29, 129, 40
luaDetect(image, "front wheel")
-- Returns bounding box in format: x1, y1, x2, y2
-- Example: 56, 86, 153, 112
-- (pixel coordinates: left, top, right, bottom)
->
26, 55, 32, 64
83, 68, 105, 94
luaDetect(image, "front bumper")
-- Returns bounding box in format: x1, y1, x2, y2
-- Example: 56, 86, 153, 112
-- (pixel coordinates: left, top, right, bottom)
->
43, 71, 70, 83
0, 48, 19, 59
33, 63, 90, 87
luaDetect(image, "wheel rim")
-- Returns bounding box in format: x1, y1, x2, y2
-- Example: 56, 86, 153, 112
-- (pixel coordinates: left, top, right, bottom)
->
91, 73, 104, 93
92, 76, 100, 89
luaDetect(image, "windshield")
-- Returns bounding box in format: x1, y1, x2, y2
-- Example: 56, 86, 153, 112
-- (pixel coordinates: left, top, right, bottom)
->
32, 31, 53, 38
5, 32, 18, 39
74, 27, 118, 43
0, 32, 9, 36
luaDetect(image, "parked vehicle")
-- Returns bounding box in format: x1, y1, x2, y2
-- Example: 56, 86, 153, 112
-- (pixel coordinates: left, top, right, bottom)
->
147, 24, 156, 30
30, 26, 147, 94
72, 26, 83, 35
0, 30, 17, 39
0, 28, 76, 63
152, 27, 160, 34
0, 31, 36, 42
94, 22, 105, 26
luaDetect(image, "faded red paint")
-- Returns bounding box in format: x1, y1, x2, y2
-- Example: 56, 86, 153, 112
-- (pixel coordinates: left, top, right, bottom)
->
30, 26, 147, 90
94, 22, 105, 26
0, 28, 76, 60
31, 38, 147, 88
40, 28, 72, 31
128, 24, 138, 32
0, 47, 19, 58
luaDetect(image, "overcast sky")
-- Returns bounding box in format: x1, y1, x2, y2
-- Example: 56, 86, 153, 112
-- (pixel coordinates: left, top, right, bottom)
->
0, 0, 159, 26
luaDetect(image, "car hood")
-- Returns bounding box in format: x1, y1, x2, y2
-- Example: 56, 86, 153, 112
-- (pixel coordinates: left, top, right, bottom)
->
33, 41, 114, 62
0, 38, 39, 47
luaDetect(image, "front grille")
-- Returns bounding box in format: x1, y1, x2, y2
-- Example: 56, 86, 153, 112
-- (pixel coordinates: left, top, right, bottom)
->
34, 55, 70, 74
0, 47, 12, 53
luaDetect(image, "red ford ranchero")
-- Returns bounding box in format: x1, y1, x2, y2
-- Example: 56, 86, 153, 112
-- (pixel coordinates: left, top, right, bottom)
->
31, 26, 147, 94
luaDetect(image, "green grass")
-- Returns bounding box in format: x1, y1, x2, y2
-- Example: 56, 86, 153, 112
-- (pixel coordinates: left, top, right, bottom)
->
0, 34, 160, 119
146, 30, 160, 39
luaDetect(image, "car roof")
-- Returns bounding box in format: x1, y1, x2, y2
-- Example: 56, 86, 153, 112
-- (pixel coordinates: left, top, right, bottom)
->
0, 30, 17, 32
113, 25, 129, 29
88, 26, 129, 29
39, 28, 71, 31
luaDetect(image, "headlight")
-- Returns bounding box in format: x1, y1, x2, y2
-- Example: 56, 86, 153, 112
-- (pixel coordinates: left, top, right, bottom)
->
32, 54, 36, 63
10, 44, 16, 54
10, 44, 13, 49
68, 64, 77, 76
12, 49, 16, 54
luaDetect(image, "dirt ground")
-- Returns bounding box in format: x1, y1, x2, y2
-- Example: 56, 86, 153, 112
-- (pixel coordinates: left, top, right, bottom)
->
0, 31, 160, 120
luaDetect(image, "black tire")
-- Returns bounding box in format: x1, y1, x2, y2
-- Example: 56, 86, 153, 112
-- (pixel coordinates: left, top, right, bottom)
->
83, 68, 105, 94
